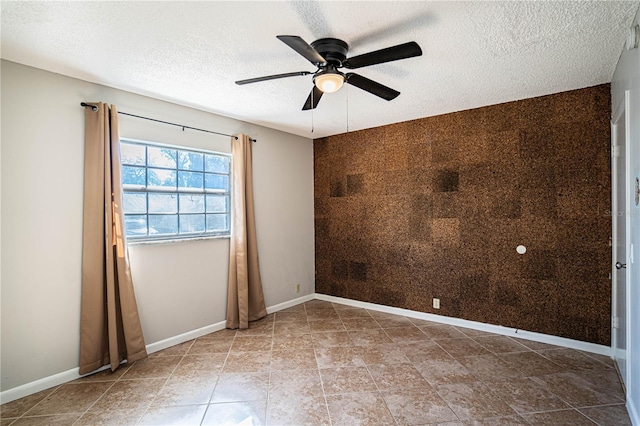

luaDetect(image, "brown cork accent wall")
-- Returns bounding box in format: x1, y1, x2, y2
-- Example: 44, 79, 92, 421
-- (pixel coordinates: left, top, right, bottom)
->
314, 84, 612, 345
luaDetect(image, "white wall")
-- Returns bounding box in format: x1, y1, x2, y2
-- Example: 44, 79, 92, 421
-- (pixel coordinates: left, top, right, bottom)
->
612, 9, 640, 425
0, 60, 315, 392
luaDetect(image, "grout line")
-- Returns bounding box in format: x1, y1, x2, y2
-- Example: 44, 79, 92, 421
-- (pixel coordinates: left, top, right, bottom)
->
70, 380, 118, 426
9, 385, 62, 422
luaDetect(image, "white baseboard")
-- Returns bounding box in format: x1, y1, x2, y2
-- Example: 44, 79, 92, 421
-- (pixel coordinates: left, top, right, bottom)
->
314, 294, 613, 357
628, 397, 639, 426
0, 365, 110, 405
0, 294, 314, 405
266, 293, 315, 314
145, 321, 227, 354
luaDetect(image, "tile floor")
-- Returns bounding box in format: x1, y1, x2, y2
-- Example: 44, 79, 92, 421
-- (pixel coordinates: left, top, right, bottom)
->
0, 300, 632, 425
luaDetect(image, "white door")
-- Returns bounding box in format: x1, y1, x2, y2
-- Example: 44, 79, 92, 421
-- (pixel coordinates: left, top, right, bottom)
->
612, 91, 630, 390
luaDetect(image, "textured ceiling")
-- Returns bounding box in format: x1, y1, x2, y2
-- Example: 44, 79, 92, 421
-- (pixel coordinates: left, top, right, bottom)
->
2, 1, 638, 138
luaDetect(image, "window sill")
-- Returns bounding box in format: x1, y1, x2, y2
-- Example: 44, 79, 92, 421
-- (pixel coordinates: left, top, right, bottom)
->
127, 234, 230, 246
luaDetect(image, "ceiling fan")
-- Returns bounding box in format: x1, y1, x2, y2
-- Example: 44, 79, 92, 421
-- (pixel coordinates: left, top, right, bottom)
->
235, 35, 422, 110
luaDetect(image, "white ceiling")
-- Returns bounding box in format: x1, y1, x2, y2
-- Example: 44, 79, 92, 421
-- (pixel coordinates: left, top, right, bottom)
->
2, 1, 638, 139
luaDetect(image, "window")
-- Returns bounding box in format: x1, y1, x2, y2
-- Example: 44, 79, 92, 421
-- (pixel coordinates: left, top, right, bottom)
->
120, 139, 231, 241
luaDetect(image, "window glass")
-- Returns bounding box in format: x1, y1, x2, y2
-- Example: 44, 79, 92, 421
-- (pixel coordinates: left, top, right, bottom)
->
120, 139, 231, 241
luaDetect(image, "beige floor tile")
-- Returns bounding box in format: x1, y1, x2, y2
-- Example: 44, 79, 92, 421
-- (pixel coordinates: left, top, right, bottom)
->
9, 414, 80, 426
230, 336, 272, 352
326, 392, 395, 426
235, 322, 274, 337
121, 356, 181, 379
436, 382, 517, 421
414, 359, 477, 386
308, 318, 347, 333
25, 383, 113, 415
201, 400, 266, 426
537, 348, 615, 371
269, 369, 323, 399
366, 311, 399, 320
348, 329, 393, 346
306, 309, 340, 321
267, 395, 330, 426
578, 351, 617, 369
435, 338, 492, 358
521, 409, 597, 425
304, 300, 334, 310
472, 335, 530, 354
341, 317, 383, 330
579, 404, 632, 425
222, 352, 271, 374
358, 344, 410, 365
270, 349, 317, 370
74, 408, 146, 425
531, 372, 625, 407
171, 353, 227, 378
277, 304, 305, 313
511, 338, 563, 351
419, 324, 467, 339
455, 327, 494, 338
457, 354, 524, 382
384, 326, 430, 343
332, 302, 354, 310
89, 379, 165, 412
314, 346, 365, 368
335, 308, 372, 319
0, 388, 59, 418
188, 338, 233, 355
571, 368, 626, 396
382, 387, 458, 425
138, 404, 207, 425
151, 375, 217, 406
499, 351, 564, 376
374, 315, 414, 328
319, 366, 377, 395
470, 414, 530, 425
211, 372, 269, 403
274, 311, 307, 322
274, 321, 311, 335
312, 331, 355, 348
272, 334, 313, 351
489, 376, 570, 414
399, 340, 453, 363
368, 364, 429, 391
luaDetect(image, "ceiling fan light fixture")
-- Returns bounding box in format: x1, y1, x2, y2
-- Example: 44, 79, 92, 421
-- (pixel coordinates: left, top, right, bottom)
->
314, 72, 344, 93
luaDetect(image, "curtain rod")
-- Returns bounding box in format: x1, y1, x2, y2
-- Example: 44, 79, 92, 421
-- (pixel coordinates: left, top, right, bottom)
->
80, 102, 256, 142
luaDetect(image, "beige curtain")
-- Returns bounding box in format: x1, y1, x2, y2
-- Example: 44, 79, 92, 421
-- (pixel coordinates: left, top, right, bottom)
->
79, 102, 147, 375
227, 134, 267, 329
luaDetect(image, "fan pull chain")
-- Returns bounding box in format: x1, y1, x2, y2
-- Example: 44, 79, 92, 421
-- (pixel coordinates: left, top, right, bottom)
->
311, 89, 315, 134
346, 83, 349, 133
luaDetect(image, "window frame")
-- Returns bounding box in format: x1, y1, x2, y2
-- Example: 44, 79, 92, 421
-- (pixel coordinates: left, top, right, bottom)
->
119, 137, 232, 243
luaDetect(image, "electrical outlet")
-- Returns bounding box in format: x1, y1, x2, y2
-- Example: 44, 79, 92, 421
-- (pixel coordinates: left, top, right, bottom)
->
295, 284, 300, 293
433, 298, 440, 309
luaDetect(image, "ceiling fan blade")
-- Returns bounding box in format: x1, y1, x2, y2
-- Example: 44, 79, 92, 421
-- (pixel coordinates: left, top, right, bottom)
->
344, 41, 422, 69
277, 35, 327, 66
302, 86, 324, 110
346, 73, 400, 101
235, 71, 312, 85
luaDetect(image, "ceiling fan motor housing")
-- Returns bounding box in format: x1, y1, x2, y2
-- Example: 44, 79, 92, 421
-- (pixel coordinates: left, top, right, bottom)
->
310, 38, 349, 66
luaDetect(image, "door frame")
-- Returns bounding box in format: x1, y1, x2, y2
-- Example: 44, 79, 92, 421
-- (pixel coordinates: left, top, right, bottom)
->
611, 89, 631, 391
